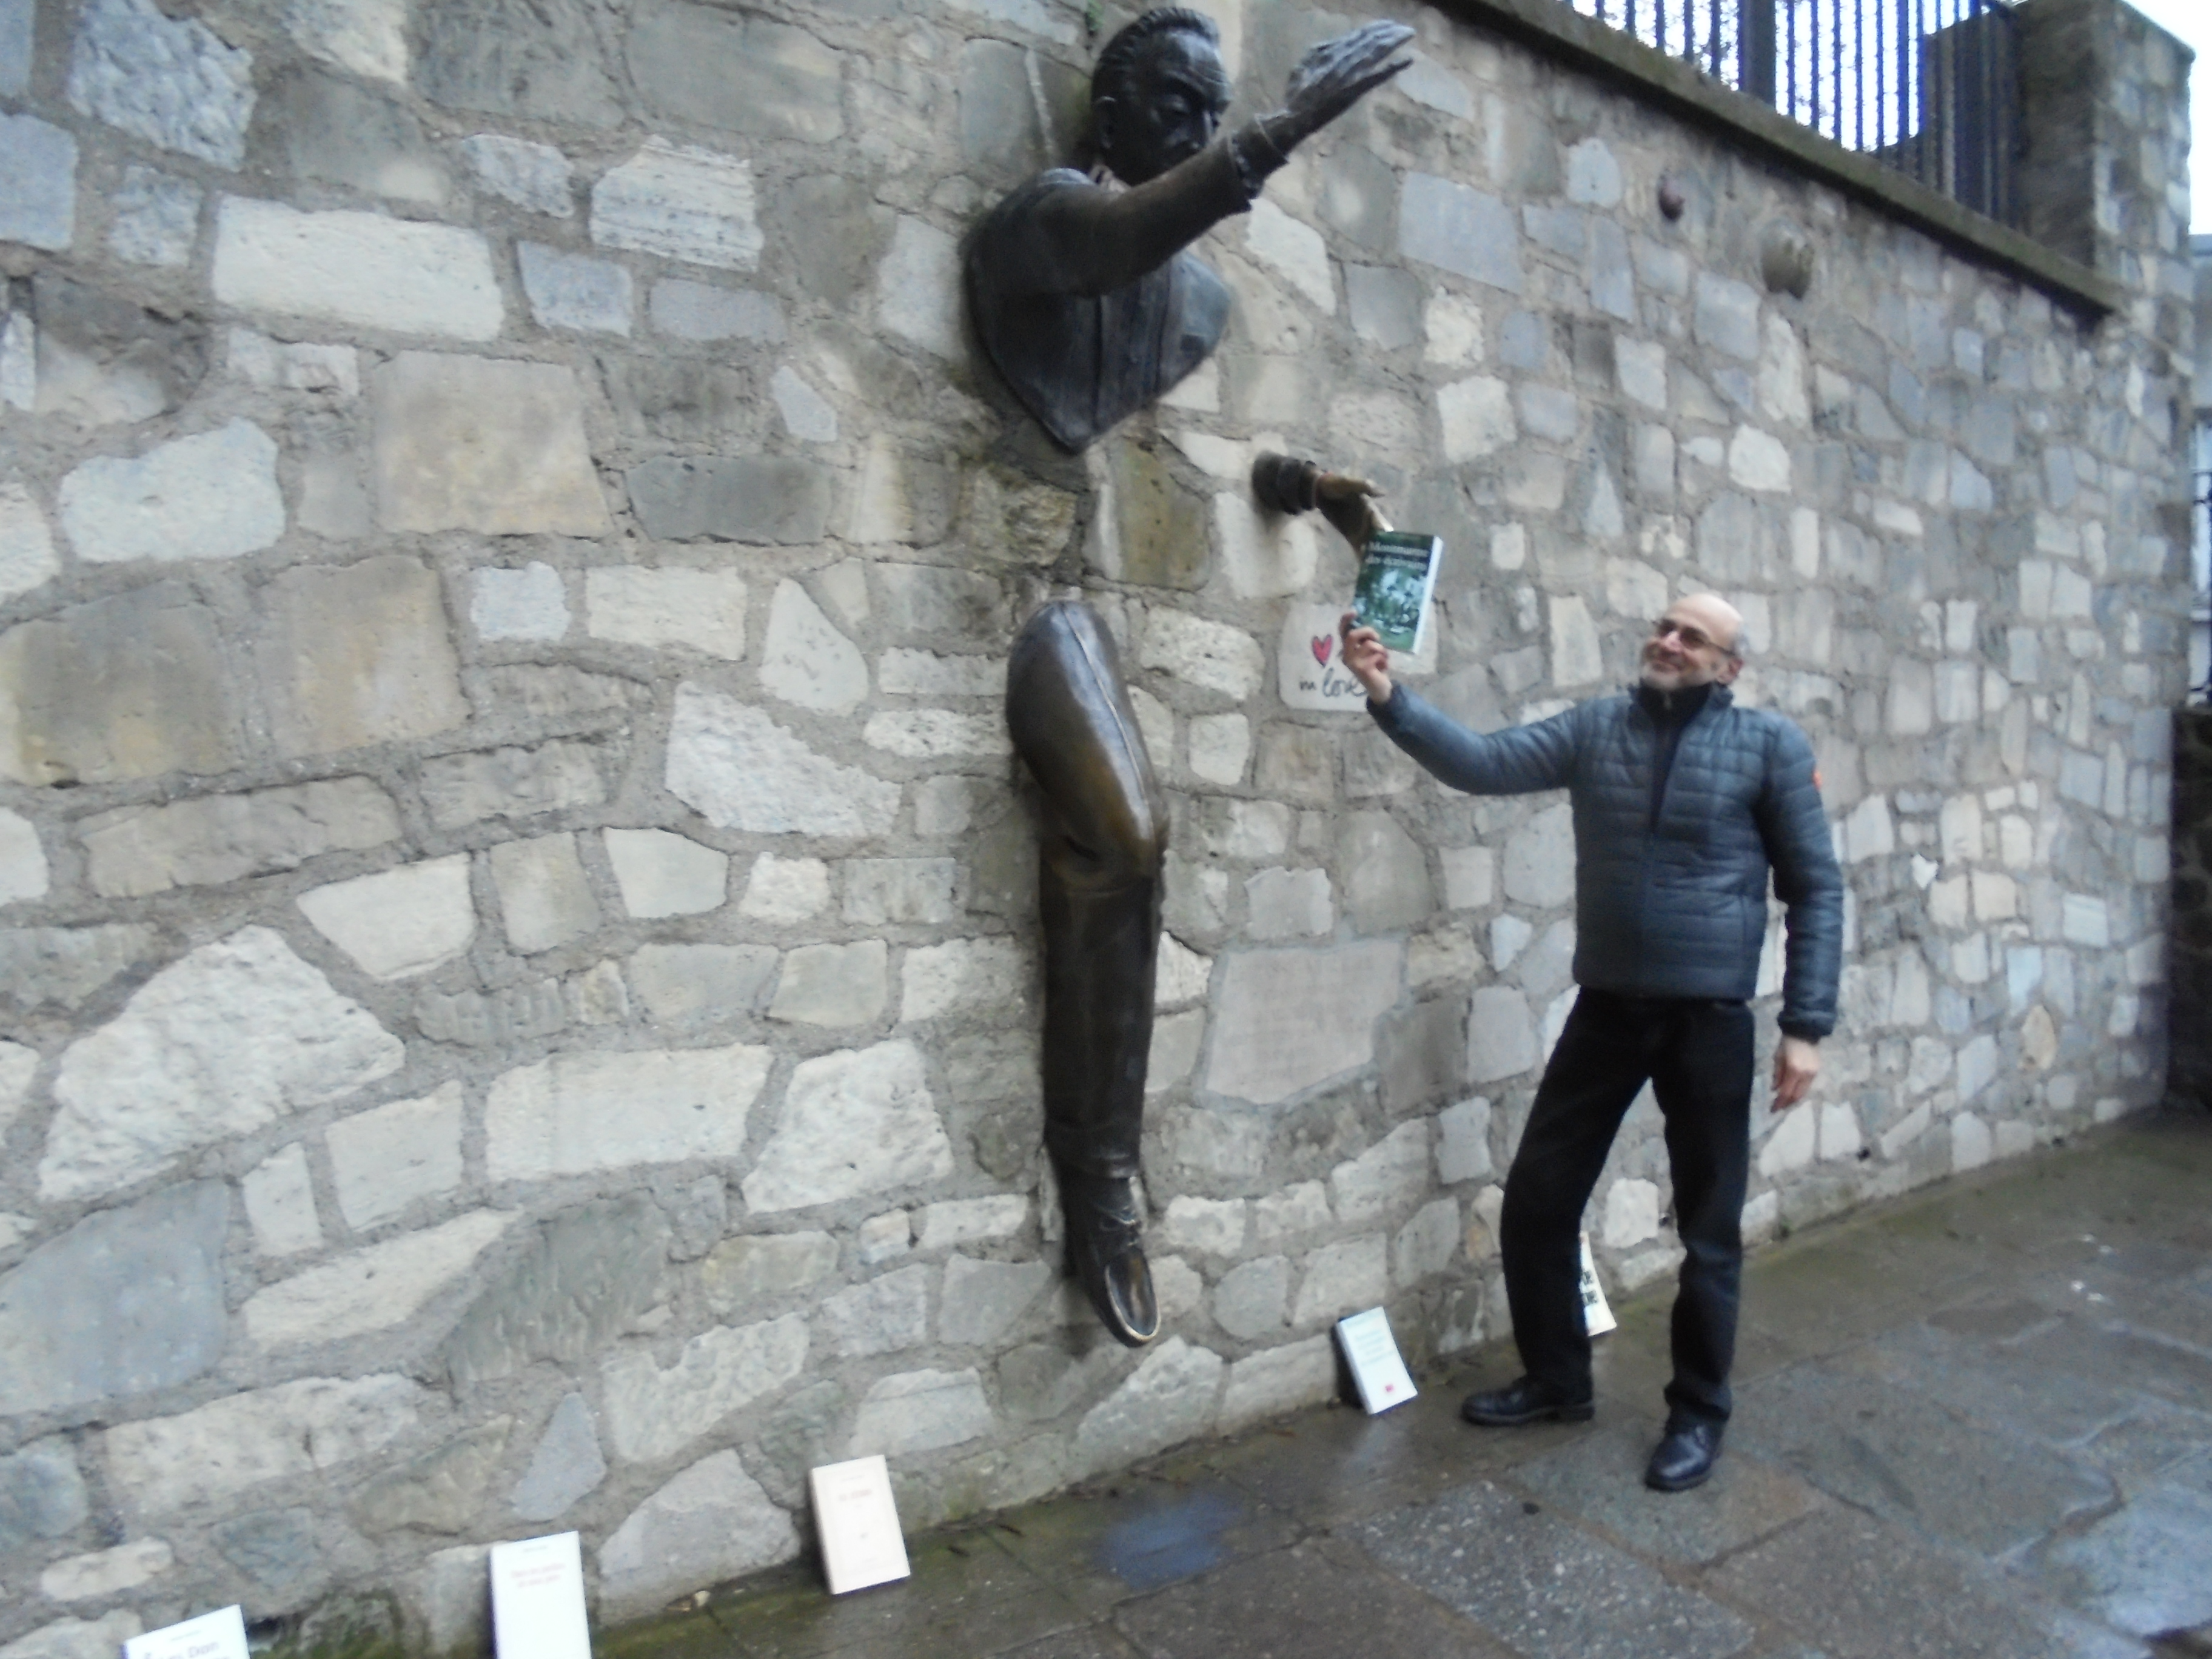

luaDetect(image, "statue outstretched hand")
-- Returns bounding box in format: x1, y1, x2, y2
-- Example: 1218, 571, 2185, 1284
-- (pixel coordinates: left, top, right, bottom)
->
1267, 22, 1415, 151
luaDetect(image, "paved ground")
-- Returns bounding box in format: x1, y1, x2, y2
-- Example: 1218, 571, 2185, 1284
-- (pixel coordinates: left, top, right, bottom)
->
608, 1112, 2212, 1659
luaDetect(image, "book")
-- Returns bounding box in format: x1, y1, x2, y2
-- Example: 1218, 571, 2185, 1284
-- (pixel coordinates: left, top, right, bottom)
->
1351, 530, 1444, 655
126, 1607, 249, 1659
809, 1454, 911, 1594
1335, 1306, 1418, 1415
1577, 1232, 1617, 1336
489, 1532, 591, 1659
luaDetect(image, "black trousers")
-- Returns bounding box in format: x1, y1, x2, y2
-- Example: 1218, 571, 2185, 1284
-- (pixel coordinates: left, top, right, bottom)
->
1500, 988, 1756, 1428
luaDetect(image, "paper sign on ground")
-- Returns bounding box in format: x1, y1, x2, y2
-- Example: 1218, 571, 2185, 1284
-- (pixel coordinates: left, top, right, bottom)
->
491, 1530, 591, 1659
125, 1605, 248, 1659
1335, 1306, 1418, 1415
810, 1453, 911, 1595
1578, 1231, 1618, 1336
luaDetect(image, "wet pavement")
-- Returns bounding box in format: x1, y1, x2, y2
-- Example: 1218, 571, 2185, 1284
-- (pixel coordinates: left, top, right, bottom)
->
610, 1112, 2212, 1659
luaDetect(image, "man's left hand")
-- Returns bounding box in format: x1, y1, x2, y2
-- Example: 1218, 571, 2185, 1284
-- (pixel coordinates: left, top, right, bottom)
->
1772, 1036, 1820, 1111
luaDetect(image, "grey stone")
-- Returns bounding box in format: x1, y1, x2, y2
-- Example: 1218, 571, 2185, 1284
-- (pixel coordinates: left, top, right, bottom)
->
1468, 985, 1537, 1083
701, 1232, 840, 1318
490, 832, 600, 953
0, 1439, 89, 1553
327, 1084, 464, 1230
212, 1508, 325, 1603
1353, 1480, 1754, 1659
592, 138, 762, 270
415, 0, 622, 127
648, 278, 785, 344
628, 2, 842, 142
628, 455, 831, 544
1212, 1256, 1291, 1340
45, 929, 403, 1201
2036, 1484, 2212, 1637
420, 739, 610, 828
0, 1182, 228, 1415
665, 684, 898, 838
460, 133, 571, 215
1291, 1235, 1387, 1324
742, 1041, 954, 1212
485, 1043, 771, 1182
442, 1194, 672, 1384
371, 352, 608, 534
518, 243, 632, 335
81, 777, 401, 897
600, 1315, 809, 1464
822, 1264, 932, 1356
1589, 218, 1635, 321
0, 0, 28, 98
258, 66, 451, 206
605, 829, 726, 918
256, 556, 468, 759
1504, 802, 1577, 907
1245, 866, 1332, 940
213, 198, 503, 341
59, 420, 280, 562
1341, 811, 1434, 932
0, 116, 77, 252
508, 1393, 606, 1521
350, 1418, 511, 1535
1076, 1338, 1222, 1470
1, 1613, 147, 1658
240, 1209, 515, 1349
848, 1367, 994, 1458
225, 328, 357, 397
66, 0, 255, 166
1437, 1097, 1495, 1183
768, 940, 887, 1027
1206, 940, 1403, 1105
1399, 173, 1523, 294
0, 924, 156, 1010
1516, 1423, 1824, 1564
844, 858, 960, 924
597, 1451, 798, 1622
1331, 1122, 1430, 1225
940, 1255, 1050, 1346
631, 943, 779, 1027
959, 38, 1084, 182
1694, 272, 1761, 360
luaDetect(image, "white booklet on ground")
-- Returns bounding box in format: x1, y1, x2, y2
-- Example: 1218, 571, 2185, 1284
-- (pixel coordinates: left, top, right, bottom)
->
490, 1530, 592, 1659
126, 1606, 248, 1659
810, 1453, 911, 1595
1578, 1231, 1618, 1336
1335, 1306, 1418, 1415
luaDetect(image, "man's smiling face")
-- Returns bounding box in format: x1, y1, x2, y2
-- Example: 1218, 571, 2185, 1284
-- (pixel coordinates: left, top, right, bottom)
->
1640, 595, 1744, 691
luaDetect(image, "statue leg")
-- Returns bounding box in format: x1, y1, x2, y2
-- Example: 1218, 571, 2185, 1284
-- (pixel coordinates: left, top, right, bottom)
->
1007, 600, 1167, 1347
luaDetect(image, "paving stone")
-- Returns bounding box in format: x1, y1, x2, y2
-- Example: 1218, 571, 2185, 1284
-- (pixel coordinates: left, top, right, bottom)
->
901, 936, 1028, 1022
648, 278, 785, 342
443, 1193, 669, 1382
459, 133, 572, 215
0, 115, 77, 252
769, 939, 888, 1027
370, 352, 605, 533
592, 138, 761, 270
298, 854, 475, 980
420, 739, 609, 828
823, 1263, 933, 1357
743, 1040, 953, 1212
66, 0, 254, 165
1513, 1423, 1823, 1564
80, 776, 399, 898
629, 1, 842, 142
491, 832, 600, 954
1399, 174, 1523, 293
326, 1082, 464, 1230
849, 1367, 995, 1458
2033, 1481, 2212, 1635
1077, 1338, 1223, 1470
877, 214, 962, 358
601, 1314, 809, 1464
107, 1373, 426, 1516
1352, 1478, 1754, 1659
241, 1143, 321, 1256
508, 1393, 606, 1522
57, 419, 282, 565
350, 1416, 511, 1534
628, 455, 832, 544
485, 1045, 772, 1182
761, 578, 868, 711
213, 198, 503, 340
417, 0, 620, 126
665, 684, 899, 837
605, 828, 727, 919
258, 554, 469, 757
1160, 1196, 1248, 1258
918, 1196, 1027, 1251
702, 1232, 840, 1318
242, 1209, 514, 1348
43, 928, 400, 1201
0, 1181, 227, 1415
585, 566, 749, 659
1205, 940, 1402, 1105
518, 242, 631, 335
597, 1450, 798, 1621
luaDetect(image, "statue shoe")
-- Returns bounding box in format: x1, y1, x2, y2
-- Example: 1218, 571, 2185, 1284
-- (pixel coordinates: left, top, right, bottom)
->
1061, 1173, 1161, 1349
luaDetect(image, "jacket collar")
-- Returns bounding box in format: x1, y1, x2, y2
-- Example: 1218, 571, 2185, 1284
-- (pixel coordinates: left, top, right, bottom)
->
1630, 680, 1730, 723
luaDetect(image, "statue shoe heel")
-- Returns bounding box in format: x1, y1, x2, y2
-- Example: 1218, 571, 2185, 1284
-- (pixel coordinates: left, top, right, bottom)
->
1062, 1176, 1161, 1348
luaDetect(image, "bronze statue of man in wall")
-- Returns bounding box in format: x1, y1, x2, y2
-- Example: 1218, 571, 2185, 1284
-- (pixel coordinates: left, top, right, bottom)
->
967, 8, 1410, 1346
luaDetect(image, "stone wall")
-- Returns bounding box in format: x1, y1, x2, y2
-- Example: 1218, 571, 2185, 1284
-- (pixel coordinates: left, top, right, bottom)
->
0, 0, 2194, 1651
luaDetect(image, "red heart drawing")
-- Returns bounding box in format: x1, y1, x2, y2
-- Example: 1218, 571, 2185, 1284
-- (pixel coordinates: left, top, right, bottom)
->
1310, 635, 1333, 666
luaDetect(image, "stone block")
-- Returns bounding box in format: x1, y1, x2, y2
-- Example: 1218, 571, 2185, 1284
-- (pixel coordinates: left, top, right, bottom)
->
298, 855, 475, 980
1075, 1338, 1221, 1469
666, 685, 899, 837
0, 480, 58, 605
260, 65, 449, 206
443, 1194, 669, 1382
1139, 608, 1264, 700
1468, 985, 1537, 1083
0, 115, 77, 252
0, 0, 28, 96
0, 1037, 33, 1130
517, 243, 631, 335
740, 854, 831, 921
605, 829, 727, 918
1439, 374, 1516, 461
600, 1315, 808, 1464
0, 1614, 144, 1658
243, 1210, 513, 1349
58, 420, 282, 565
417, 0, 621, 127
460, 134, 572, 216
769, 940, 886, 1027
241, 1144, 322, 1256
900, 937, 1028, 1022
1187, 712, 1250, 785
583, 566, 749, 660
44, 928, 401, 1201
1341, 811, 1433, 932
848, 1368, 994, 1459
592, 138, 761, 270
628, 2, 843, 142
879, 651, 1004, 699
863, 710, 1008, 759
82, 777, 400, 897
486, 1045, 773, 1182
1504, 802, 1576, 907
1210, 1256, 1289, 1340
627, 455, 831, 545
257, 555, 469, 758
876, 215, 962, 358
940, 1256, 1050, 1347
1245, 866, 1332, 939
67, 0, 253, 164
1436, 1096, 1495, 1184
871, 563, 1002, 638
598, 1453, 795, 1623
1331, 1121, 1430, 1225
1694, 272, 1761, 360
0, 1182, 228, 1415
286, 0, 407, 83
629, 943, 777, 1028
1346, 264, 1423, 350
1293, 1235, 1388, 1325
761, 579, 868, 711
491, 833, 600, 954
743, 1041, 953, 1212
1206, 940, 1402, 1105
1245, 198, 1335, 310
702, 1232, 839, 1317
0, 1439, 90, 1553
507, 1395, 606, 1524
421, 740, 609, 828
648, 278, 785, 342
1213, 489, 1316, 600
1395, 1196, 1460, 1285
1221, 1335, 1335, 1426
107, 1374, 426, 1517
1160, 1195, 1248, 1257
1400, 174, 1522, 293
226, 328, 357, 396
213, 198, 502, 341
843, 859, 959, 925
0, 925, 152, 1013
327, 1082, 464, 1230
370, 352, 606, 534
822, 1264, 931, 1356
916, 1196, 1027, 1250
351, 1418, 511, 1536
471, 561, 568, 643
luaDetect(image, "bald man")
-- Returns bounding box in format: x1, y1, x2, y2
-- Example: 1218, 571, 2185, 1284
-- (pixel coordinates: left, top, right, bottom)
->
1342, 595, 1843, 1491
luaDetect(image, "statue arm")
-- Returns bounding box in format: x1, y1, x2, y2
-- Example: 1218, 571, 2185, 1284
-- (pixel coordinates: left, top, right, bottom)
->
995, 142, 1255, 299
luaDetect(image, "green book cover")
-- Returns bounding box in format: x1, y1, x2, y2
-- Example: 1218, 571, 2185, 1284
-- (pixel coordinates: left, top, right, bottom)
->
1351, 530, 1444, 655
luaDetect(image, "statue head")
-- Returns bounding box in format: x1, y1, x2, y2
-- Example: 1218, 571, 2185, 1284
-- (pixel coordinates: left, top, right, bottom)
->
1091, 8, 1232, 186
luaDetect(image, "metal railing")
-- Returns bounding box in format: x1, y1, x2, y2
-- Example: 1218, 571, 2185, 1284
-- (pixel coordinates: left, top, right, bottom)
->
1560, 0, 2022, 225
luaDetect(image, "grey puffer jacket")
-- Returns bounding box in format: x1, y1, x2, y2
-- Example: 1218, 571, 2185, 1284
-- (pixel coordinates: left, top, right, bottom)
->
1371, 680, 1844, 1038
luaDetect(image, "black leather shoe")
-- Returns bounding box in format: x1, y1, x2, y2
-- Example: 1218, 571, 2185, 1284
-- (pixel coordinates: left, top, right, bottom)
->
1644, 1421, 1723, 1491
1460, 1376, 1595, 1427
1061, 1172, 1160, 1349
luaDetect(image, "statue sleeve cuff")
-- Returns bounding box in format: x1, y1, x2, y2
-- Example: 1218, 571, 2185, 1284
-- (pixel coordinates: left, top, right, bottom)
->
1227, 118, 1290, 202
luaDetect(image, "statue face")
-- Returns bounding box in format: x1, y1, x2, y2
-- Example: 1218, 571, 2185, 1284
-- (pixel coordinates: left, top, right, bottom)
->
1097, 27, 1231, 186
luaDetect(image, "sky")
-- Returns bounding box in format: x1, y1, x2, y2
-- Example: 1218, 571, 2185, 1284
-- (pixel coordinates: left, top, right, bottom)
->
2123, 0, 2205, 234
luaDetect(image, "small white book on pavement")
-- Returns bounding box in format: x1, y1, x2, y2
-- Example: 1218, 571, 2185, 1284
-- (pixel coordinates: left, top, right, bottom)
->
490, 1530, 592, 1659
1578, 1231, 1618, 1336
810, 1453, 911, 1595
1336, 1306, 1418, 1415
125, 1605, 248, 1659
